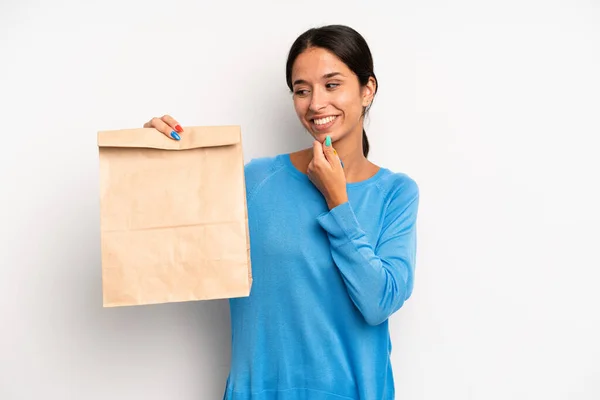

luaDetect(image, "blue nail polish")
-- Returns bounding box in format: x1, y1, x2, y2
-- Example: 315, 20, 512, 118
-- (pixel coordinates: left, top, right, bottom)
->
325, 135, 332, 146
171, 131, 180, 140
341, 160, 345, 168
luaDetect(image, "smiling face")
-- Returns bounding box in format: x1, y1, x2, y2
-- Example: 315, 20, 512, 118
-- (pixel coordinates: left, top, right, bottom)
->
291, 47, 375, 144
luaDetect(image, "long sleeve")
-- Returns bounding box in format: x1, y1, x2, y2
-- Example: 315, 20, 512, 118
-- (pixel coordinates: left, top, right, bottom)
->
316, 182, 419, 326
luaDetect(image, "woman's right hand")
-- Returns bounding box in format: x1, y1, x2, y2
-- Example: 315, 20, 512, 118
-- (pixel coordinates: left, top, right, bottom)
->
143, 115, 184, 141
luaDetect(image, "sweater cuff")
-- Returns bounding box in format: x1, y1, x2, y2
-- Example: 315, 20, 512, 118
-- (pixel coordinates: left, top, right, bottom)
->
316, 201, 362, 242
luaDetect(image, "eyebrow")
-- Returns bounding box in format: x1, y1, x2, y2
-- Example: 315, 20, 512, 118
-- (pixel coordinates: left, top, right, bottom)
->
292, 72, 344, 87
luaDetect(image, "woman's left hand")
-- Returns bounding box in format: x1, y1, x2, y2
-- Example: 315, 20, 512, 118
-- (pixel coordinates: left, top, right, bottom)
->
307, 138, 348, 209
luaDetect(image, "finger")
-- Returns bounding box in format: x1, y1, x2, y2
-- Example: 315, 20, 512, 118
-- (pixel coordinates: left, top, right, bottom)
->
148, 117, 181, 141
306, 159, 314, 179
322, 136, 344, 169
161, 114, 184, 133
332, 148, 344, 168
322, 138, 337, 164
312, 140, 326, 164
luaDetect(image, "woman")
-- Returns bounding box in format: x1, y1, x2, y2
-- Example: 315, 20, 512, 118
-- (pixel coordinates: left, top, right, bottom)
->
144, 25, 419, 400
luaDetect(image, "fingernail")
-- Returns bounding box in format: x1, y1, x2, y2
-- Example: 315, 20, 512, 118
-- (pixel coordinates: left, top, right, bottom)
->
341, 160, 345, 168
325, 135, 331, 146
175, 125, 183, 133
171, 131, 181, 140
333, 149, 337, 155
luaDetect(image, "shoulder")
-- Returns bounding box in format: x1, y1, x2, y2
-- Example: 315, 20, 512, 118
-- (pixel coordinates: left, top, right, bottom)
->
376, 168, 420, 219
244, 155, 280, 176
378, 169, 419, 202
244, 154, 287, 201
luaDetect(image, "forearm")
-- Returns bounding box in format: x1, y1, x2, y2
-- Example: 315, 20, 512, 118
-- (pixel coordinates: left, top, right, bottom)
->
317, 202, 414, 326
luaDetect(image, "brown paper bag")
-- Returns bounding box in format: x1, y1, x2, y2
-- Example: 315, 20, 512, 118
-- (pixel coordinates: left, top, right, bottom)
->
97, 126, 252, 307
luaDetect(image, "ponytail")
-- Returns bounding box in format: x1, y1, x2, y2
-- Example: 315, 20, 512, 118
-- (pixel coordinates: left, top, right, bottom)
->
362, 129, 370, 158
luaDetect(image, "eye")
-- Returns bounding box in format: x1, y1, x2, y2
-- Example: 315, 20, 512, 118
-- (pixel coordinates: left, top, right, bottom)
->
294, 89, 309, 96
326, 83, 340, 90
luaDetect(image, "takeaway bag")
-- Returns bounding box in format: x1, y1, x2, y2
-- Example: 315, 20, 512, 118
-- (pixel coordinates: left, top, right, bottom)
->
97, 126, 252, 307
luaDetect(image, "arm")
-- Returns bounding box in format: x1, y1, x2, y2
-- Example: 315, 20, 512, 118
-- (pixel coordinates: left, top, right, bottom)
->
316, 182, 419, 326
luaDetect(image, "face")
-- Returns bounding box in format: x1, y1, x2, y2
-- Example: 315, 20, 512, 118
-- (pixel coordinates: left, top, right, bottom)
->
291, 47, 375, 144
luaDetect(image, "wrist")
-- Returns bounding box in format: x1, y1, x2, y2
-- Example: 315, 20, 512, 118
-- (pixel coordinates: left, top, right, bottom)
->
326, 192, 348, 210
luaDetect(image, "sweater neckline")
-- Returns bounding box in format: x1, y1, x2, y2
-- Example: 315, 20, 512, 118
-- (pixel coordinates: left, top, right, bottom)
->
279, 153, 388, 188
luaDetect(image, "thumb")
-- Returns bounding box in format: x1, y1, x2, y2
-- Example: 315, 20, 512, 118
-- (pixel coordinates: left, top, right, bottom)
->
312, 140, 326, 163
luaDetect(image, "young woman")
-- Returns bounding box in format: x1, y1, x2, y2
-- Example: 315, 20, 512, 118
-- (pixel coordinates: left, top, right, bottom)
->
143, 24, 419, 400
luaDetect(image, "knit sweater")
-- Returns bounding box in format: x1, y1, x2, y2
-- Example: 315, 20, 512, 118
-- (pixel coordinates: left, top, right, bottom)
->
223, 153, 419, 400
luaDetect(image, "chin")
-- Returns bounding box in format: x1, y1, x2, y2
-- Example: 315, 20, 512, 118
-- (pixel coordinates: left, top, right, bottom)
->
308, 128, 337, 142
313, 131, 331, 139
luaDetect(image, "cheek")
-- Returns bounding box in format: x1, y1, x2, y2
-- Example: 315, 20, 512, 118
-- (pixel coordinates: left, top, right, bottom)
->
293, 98, 309, 119
334, 91, 363, 118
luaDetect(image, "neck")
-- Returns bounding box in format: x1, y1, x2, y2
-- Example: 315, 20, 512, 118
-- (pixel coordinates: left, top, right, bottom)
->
330, 126, 371, 182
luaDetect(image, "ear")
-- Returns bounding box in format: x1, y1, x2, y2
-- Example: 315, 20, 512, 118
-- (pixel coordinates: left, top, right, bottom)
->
361, 76, 377, 107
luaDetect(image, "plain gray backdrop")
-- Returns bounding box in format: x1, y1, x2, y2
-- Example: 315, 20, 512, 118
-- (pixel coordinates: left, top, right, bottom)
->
1, 0, 599, 399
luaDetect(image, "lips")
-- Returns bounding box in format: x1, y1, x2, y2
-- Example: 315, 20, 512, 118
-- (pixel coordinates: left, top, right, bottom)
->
311, 115, 338, 131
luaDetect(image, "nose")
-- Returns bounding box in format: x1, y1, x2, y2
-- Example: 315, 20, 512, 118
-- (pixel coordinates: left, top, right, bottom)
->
308, 87, 327, 113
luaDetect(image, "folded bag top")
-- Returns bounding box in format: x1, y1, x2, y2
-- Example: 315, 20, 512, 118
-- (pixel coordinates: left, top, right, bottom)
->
97, 125, 241, 149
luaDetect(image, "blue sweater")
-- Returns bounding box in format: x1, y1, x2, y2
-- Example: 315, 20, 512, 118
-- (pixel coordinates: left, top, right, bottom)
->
223, 153, 420, 400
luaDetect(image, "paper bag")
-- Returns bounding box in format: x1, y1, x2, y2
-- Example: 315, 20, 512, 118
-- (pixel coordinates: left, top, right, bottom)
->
97, 126, 252, 307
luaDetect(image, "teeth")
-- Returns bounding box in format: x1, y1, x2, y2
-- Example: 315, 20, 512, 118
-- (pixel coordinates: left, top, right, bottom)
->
314, 116, 336, 125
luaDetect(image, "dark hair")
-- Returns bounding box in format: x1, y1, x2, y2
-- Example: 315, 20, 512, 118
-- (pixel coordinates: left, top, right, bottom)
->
285, 25, 378, 158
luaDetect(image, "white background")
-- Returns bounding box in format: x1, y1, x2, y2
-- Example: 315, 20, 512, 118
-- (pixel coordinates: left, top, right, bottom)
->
1, 0, 599, 399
